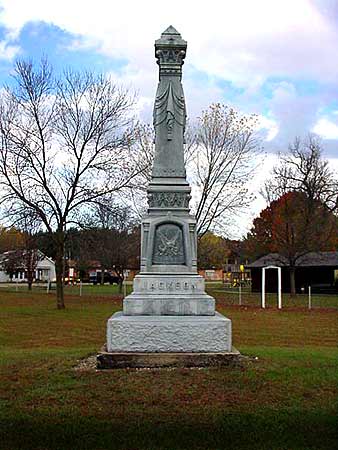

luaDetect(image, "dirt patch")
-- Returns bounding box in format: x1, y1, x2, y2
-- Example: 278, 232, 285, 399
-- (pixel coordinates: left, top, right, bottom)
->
74, 354, 97, 371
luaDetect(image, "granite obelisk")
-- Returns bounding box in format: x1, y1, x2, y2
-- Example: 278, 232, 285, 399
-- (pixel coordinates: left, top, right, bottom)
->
106, 26, 232, 354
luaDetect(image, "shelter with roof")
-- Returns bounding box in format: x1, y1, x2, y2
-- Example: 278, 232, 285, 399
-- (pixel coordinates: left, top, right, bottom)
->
248, 252, 338, 294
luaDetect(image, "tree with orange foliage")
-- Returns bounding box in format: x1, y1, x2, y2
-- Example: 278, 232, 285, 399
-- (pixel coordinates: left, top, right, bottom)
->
246, 136, 338, 294
245, 191, 338, 294
0, 226, 25, 253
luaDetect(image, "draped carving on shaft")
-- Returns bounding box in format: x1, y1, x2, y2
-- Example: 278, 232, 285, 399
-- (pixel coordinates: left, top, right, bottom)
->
153, 81, 186, 141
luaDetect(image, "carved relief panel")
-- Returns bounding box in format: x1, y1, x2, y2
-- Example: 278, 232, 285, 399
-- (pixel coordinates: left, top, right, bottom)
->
152, 223, 185, 265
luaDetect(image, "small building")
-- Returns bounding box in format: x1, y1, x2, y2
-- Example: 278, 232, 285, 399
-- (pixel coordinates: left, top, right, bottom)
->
248, 252, 338, 294
198, 264, 251, 285
198, 268, 224, 281
0, 250, 56, 282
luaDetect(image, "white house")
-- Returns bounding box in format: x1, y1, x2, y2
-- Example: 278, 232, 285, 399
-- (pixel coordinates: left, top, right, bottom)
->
0, 250, 56, 283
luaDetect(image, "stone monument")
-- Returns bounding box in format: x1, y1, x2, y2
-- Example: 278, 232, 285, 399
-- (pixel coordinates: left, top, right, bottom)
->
99, 26, 236, 367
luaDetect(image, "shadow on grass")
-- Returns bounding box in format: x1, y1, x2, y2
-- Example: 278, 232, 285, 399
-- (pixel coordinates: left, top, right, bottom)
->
2, 409, 337, 450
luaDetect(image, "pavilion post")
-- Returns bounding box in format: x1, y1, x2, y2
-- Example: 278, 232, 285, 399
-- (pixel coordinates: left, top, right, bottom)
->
261, 268, 266, 308
308, 285, 311, 309
278, 267, 282, 309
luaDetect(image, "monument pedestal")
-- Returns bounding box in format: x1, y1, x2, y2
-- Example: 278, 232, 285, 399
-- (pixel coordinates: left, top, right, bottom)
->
106, 312, 232, 353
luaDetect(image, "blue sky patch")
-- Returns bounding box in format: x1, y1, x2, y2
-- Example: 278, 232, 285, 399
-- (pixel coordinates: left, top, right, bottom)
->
0, 21, 129, 85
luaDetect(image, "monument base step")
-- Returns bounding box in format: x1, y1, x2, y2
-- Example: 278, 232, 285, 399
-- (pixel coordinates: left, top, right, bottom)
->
123, 293, 215, 315
97, 347, 242, 369
107, 311, 232, 353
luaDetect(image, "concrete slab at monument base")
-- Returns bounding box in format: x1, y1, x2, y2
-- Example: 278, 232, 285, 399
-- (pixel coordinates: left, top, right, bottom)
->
106, 311, 232, 353
97, 348, 242, 369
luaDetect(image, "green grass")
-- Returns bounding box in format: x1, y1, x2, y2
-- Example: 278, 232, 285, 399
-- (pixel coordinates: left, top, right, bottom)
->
208, 284, 338, 309
0, 282, 133, 296
0, 292, 337, 449
1, 281, 337, 309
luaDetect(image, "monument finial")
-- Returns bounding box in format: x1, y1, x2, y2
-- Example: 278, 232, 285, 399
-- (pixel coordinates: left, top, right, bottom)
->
155, 26, 187, 73
162, 25, 181, 36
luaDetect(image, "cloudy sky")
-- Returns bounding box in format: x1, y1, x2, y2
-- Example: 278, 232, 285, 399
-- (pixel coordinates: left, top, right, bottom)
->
0, 0, 337, 236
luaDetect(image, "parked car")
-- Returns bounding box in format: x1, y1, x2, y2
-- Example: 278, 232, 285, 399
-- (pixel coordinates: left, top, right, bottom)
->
89, 272, 120, 285
64, 277, 81, 285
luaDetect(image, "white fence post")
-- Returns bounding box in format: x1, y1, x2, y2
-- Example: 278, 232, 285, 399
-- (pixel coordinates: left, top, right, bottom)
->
79, 281, 83, 297
46, 281, 50, 294
308, 285, 311, 309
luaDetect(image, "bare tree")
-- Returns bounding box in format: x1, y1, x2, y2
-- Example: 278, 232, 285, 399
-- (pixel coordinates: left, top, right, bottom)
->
70, 202, 140, 292
266, 135, 338, 213
1, 244, 42, 290
191, 104, 260, 237
89, 201, 139, 291
133, 104, 260, 237
84, 196, 135, 231
0, 59, 142, 308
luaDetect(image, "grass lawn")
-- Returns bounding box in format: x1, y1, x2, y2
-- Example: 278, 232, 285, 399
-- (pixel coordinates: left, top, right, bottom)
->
1, 281, 337, 309
0, 282, 132, 297
0, 291, 337, 450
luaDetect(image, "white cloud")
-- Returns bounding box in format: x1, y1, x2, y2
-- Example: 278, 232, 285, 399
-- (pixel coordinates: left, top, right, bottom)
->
1, 0, 338, 85
312, 117, 338, 140
0, 39, 19, 60
1, 0, 338, 152
328, 157, 338, 172
258, 80, 328, 150
257, 116, 279, 141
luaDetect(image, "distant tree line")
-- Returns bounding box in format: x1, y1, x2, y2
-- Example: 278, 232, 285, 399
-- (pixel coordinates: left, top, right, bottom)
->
0, 206, 140, 294
37, 203, 140, 293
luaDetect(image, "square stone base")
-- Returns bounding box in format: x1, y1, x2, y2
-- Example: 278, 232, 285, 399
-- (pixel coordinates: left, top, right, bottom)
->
106, 311, 232, 353
97, 348, 241, 369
